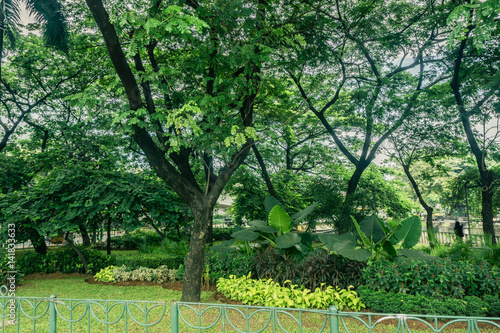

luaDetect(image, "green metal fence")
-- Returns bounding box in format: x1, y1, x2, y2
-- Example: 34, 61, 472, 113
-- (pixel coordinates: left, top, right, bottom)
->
171, 301, 500, 333
1, 287, 168, 332
2, 286, 500, 332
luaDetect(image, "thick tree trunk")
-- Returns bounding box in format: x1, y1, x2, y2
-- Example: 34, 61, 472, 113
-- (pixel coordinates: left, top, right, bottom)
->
181, 203, 212, 302
26, 226, 47, 255
481, 172, 497, 245
79, 225, 91, 247
341, 162, 370, 233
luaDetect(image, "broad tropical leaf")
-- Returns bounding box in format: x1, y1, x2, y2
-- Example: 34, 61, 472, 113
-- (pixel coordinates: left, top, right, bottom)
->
359, 215, 385, 243
232, 229, 259, 242
264, 196, 284, 216
318, 233, 356, 251
247, 220, 277, 233
275, 233, 301, 249
268, 205, 292, 234
394, 216, 422, 248
334, 240, 371, 261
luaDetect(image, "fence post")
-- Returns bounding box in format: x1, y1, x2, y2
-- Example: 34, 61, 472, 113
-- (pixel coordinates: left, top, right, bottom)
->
329, 305, 339, 333
171, 301, 178, 333
49, 295, 57, 333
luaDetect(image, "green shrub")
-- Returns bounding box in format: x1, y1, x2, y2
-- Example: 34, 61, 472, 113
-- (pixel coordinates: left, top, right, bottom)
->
217, 274, 365, 311
253, 248, 365, 290
17, 248, 114, 275
357, 286, 490, 316
94, 265, 116, 283
115, 254, 183, 270
96, 265, 177, 284
483, 295, 500, 316
205, 250, 253, 282
362, 257, 500, 299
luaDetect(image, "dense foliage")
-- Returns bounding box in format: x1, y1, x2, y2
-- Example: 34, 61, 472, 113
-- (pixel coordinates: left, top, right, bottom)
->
357, 286, 500, 317
253, 248, 364, 291
362, 258, 500, 299
205, 250, 253, 283
17, 248, 113, 275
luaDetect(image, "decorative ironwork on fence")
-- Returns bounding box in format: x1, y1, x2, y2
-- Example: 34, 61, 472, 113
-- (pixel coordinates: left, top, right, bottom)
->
171, 301, 500, 333
2, 287, 500, 332
0, 286, 168, 332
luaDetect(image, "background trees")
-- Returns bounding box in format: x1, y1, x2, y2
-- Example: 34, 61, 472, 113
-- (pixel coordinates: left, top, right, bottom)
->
2, 0, 499, 303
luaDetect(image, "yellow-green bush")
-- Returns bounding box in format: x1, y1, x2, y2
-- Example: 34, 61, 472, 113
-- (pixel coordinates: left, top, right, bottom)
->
216, 273, 365, 310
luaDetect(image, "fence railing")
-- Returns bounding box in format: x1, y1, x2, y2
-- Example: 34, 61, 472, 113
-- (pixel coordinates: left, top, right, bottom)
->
2, 289, 500, 332
0, 288, 168, 332
171, 302, 500, 333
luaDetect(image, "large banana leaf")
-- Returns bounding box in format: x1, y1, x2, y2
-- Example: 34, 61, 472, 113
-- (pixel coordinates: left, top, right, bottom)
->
394, 216, 422, 248
275, 233, 301, 249
268, 205, 292, 234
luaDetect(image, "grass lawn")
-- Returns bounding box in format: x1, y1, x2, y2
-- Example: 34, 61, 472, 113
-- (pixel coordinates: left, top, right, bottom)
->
2, 275, 499, 333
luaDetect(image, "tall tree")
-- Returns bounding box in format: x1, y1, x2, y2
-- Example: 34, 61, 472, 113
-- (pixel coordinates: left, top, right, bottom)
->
448, 0, 500, 244
284, 0, 449, 231
82, 0, 290, 301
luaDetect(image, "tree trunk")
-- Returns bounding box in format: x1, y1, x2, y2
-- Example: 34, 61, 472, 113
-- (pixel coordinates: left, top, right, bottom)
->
181, 203, 212, 302
79, 225, 91, 247
340, 162, 370, 233
65, 232, 89, 273
481, 172, 497, 245
402, 165, 435, 248
251, 145, 279, 199
26, 226, 47, 255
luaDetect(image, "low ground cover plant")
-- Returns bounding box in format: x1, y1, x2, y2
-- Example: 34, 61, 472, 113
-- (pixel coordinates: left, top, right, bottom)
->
94, 265, 178, 284
216, 273, 365, 311
362, 257, 500, 299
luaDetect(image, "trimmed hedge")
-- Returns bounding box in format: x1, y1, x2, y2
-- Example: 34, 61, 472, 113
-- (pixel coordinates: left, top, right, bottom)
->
357, 286, 500, 317
17, 248, 114, 275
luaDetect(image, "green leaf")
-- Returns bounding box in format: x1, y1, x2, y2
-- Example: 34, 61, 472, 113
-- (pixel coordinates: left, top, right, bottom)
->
232, 229, 259, 242
359, 215, 386, 243
247, 220, 277, 233
275, 233, 301, 249
264, 196, 283, 216
268, 205, 292, 234
394, 216, 422, 249
334, 241, 371, 261
351, 216, 371, 248
318, 233, 356, 251
291, 202, 318, 225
